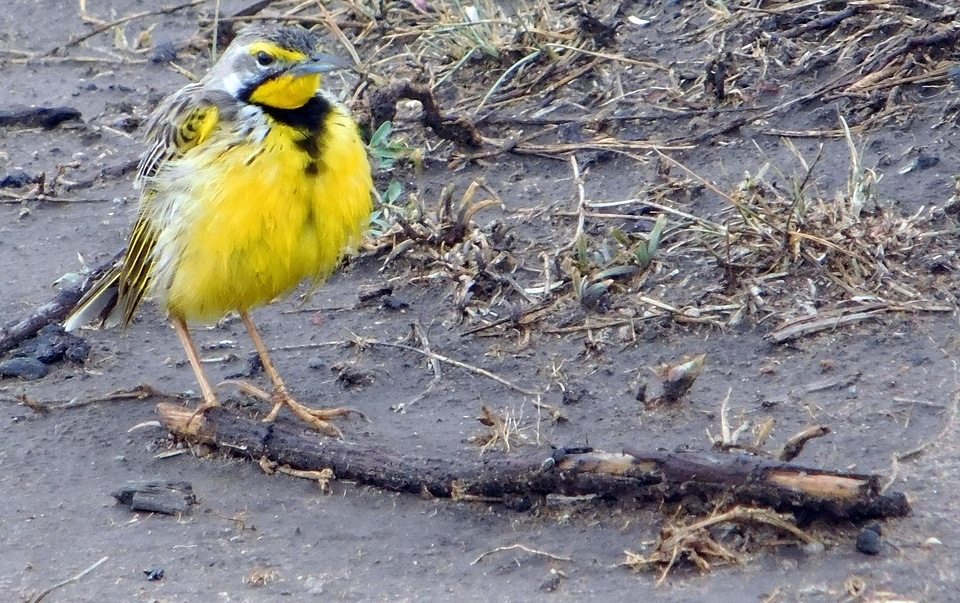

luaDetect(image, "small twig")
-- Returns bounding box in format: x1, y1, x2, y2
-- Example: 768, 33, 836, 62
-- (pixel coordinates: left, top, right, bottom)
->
412, 321, 441, 383
260, 457, 335, 491
363, 338, 542, 396
471, 543, 572, 565
318, 2, 362, 69
28, 556, 109, 603
460, 299, 555, 336
211, 0, 222, 61
541, 317, 649, 335
392, 322, 443, 413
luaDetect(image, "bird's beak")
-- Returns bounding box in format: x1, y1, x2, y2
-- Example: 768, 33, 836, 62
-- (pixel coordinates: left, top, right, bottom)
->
288, 52, 353, 77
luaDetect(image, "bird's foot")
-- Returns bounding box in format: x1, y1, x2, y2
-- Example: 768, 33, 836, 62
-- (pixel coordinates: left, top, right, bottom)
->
224, 379, 363, 438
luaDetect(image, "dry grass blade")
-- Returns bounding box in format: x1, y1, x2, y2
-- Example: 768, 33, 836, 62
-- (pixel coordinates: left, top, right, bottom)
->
28, 556, 110, 603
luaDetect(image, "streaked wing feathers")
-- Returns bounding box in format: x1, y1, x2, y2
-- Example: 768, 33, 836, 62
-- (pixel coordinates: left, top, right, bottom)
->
67, 87, 227, 330
136, 85, 223, 185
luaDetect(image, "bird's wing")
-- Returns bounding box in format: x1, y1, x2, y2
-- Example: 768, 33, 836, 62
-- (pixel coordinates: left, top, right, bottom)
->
67, 86, 229, 330
135, 84, 223, 185
115, 87, 227, 326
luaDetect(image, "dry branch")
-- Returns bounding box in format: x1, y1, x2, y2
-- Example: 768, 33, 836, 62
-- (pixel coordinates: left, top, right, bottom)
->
157, 403, 909, 521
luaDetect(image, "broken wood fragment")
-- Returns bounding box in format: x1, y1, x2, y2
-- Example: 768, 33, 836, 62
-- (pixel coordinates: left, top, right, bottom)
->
157, 403, 908, 521
112, 480, 197, 515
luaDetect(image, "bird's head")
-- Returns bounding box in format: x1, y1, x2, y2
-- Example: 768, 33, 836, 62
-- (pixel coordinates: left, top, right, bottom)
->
208, 25, 350, 110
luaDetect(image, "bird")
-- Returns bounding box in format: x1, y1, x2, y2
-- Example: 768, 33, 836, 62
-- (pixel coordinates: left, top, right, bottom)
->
64, 24, 374, 438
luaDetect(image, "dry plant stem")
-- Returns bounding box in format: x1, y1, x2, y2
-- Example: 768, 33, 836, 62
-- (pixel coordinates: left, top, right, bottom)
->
52, 384, 170, 410
719, 388, 733, 444
632, 507, 819, 585
511, 139, 691, 156
260, 456, 335, 490
317, 2, 361, 68
564, 155, 587, 253
392, 322, 443, 412
28, 556, 110, 603
893, 376, 960, 466
367, 339, 541, 396
541, 317, 646, 335
265, 337, 534, 395
460, 299, 555, 336
0, 192, 112, 204
471, 544, 572, 565
2, 385, 177, 414
683, 508, 819, 545
411, 321, 442, 382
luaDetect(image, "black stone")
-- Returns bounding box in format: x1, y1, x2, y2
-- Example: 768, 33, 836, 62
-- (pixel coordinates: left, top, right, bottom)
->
856, 525, 882, 555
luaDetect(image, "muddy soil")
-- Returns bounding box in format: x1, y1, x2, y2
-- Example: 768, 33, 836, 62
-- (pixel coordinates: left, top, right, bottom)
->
2, 1, 960, 601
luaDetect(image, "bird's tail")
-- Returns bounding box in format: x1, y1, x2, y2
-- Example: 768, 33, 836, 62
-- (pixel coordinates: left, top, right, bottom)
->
63, 266, 123, 332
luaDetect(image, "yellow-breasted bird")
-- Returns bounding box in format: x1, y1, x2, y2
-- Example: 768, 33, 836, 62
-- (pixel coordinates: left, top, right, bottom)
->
64, 25, 373, 437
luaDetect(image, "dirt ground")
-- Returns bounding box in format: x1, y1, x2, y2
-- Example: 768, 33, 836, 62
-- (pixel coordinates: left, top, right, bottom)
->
2, 0, 960, 601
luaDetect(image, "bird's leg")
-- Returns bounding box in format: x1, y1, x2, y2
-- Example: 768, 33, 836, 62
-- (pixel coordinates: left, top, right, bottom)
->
172, 316, 220, 426
240, 312, 355, 438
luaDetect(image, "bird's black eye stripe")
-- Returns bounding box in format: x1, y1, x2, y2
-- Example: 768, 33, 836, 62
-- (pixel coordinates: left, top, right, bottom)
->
256, 51, 274, 66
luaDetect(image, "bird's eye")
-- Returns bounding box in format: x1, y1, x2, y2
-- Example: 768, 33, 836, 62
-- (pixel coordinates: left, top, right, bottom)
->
256, 51, 274, 67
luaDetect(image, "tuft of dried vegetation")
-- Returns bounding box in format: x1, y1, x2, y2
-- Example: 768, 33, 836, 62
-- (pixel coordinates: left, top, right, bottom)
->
622, 506, 821, 585
244, 566, 280, 587
470, 403, 533, 452
341, 0, 959, 339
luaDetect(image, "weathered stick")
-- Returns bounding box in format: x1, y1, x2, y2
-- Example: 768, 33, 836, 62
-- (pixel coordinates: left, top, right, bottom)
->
157, 403, 909, 521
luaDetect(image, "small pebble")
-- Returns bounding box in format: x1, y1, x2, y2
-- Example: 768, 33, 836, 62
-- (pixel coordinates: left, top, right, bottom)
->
11, 324, 89, 364
381, 294, 409, 311
856, 524, 882, 555
144, 567, 164, 581
0, 357, 49, 380
0, 170, 36, 188
150, 42, 177, 63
